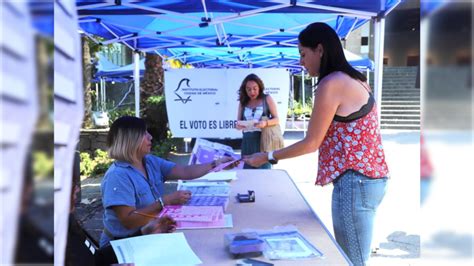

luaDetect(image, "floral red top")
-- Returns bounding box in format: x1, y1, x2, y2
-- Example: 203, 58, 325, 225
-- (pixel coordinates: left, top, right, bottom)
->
316, 102, 389, 186
420, 135, 433, 179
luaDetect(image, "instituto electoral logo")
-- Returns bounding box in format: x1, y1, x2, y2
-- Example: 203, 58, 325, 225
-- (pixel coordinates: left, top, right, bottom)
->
174, 78, 192, 104
174, 78, 219, 104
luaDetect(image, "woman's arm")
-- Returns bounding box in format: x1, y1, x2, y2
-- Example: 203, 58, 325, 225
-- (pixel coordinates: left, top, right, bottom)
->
166, 156, 234, 180
111, 203, 162, 230
111, 194, 190, 230
256, 95, 279, 128
244, 78, 341, 166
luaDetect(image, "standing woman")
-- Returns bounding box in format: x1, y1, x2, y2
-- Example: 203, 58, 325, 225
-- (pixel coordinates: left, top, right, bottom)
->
244, 23, 389, 266
100, 116, 233, 247
236, 74, 280, 169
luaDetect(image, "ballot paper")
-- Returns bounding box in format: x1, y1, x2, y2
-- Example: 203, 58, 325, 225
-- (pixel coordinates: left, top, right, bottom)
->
186, 195, 229, 211
208, 159, 241, 173
179, 214, 233, 230
237, 120, 258, 130
110, 232, 202, 266
159, 205, 223, 222
177, 181, 231, 197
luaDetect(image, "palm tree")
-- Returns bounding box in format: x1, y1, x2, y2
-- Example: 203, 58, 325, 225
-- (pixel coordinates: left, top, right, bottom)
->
81, 36, 93, 128
141, 53, 164, 100
140, 53, 168, 142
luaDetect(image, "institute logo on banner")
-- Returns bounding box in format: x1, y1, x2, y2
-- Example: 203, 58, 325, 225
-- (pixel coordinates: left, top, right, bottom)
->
174, 78, 192, 104
174, 77, 219, 104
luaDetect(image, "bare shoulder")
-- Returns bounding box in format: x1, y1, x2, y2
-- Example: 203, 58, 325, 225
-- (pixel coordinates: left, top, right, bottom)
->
317, 72, 346, 93
324, 71, 353, 84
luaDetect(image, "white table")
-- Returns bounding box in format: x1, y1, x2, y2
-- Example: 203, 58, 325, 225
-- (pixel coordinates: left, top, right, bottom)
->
181, 169, 351, 265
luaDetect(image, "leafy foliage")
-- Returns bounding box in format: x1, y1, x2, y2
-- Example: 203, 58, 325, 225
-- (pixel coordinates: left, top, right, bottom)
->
80, 149, 114, 178
287, 98, 313, 118
108, 107, 136, 125
33, 151, 53, 180
142, 95, 169, 143
151, 131, 179, 158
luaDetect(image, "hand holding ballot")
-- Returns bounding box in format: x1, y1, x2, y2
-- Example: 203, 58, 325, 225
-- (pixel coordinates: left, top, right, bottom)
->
236, 120, 258, 130
210, 158, 242, 173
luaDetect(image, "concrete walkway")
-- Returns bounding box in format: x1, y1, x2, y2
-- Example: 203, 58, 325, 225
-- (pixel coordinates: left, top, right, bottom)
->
76, 129, 421, 265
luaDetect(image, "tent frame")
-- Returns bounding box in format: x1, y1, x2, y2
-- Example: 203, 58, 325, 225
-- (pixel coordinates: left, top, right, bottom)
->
78, 0, 400, 118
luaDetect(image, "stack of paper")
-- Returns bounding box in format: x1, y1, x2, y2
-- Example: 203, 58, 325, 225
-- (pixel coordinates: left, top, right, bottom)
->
110, 233, 202, 266
178, 181, 231, 197
176, 181, 234, 229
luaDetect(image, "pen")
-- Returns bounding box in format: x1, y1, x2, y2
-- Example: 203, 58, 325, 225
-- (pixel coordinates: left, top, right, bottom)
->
133, 211, 158, 219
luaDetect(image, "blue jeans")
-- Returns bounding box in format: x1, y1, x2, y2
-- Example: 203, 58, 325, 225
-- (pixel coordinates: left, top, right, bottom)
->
332, 170, 388, 266
420, 178, 431, 205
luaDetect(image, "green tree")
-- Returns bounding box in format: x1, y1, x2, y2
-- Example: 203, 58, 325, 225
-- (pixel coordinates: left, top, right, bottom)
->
140, 53, 169, 143
82, 36, 94, 128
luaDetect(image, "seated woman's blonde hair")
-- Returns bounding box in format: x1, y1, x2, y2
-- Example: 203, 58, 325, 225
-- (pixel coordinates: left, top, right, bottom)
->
107, 116, 147, 162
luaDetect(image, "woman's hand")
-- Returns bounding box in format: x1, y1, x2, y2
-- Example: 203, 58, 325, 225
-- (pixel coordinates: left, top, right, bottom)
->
215, 156, 241, 170
243, 152, 268, 167
141, 215, 177, 234
164, 190, 191, 205
254, 120, 268, 129
235, 123, 246, 130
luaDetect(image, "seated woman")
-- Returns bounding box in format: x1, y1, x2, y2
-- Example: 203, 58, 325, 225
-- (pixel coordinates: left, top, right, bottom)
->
100, 116, 233, 247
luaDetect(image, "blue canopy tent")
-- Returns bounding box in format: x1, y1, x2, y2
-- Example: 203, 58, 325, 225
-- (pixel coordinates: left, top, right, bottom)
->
76, 0, 401, 117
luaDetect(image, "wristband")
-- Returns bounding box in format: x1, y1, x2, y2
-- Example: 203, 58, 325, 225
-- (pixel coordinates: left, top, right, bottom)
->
268, 151, 278, 164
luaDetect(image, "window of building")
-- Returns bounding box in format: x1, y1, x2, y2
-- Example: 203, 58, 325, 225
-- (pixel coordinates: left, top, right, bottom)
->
383, 57, 389, 65
406, 55, 419, 66
456, 55, 471, 66
361, 36, 369, 46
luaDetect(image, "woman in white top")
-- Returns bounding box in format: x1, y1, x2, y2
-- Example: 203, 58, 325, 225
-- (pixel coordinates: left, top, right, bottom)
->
236, 73, 280, 169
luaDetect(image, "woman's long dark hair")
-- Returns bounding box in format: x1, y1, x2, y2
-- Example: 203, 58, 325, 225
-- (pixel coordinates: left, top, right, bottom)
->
238, 73, 265, 106
298, 22, 366, 84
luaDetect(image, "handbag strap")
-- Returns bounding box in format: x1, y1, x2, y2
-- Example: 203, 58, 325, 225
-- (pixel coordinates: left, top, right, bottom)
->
262, 94, 271, 118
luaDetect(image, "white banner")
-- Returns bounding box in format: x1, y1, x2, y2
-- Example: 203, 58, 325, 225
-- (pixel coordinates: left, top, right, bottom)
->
165, 69, 290, 138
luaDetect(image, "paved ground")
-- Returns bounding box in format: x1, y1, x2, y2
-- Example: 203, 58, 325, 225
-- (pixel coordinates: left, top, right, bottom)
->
76, 129, 422, 265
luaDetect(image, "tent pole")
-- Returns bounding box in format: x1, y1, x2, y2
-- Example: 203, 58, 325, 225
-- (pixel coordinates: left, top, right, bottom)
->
366, 69, 370, 86
100, 78, 104, 112
95, 82, 99, 111
290, 73, 294, 130
373, 17, 385, 124
133, 51, 140, 117
301, 70, 306, 137
103, 79, 107, 111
